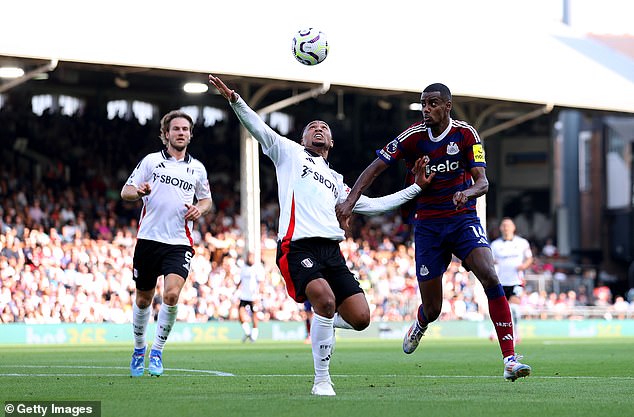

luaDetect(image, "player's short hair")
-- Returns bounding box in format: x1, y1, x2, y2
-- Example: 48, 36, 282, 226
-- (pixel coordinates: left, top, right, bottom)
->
159, 110, 194, 146
423, 83, 452, 101
301, 120, 331, 137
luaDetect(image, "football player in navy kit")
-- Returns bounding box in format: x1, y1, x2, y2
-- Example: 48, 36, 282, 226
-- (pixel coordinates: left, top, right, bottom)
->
122, 110, 212, 377
337, 83, 531, 382
209, 74, 433, 396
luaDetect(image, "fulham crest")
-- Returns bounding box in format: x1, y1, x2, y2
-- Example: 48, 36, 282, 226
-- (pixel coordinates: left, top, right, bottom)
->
301, 258, 314, 268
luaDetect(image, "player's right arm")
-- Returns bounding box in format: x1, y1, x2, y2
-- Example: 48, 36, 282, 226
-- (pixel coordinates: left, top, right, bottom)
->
121, 183, 151, 201
209, 74, 279, 151
336, 158, 389, 222
121, 157, 152, 201
349, 156, 433, 215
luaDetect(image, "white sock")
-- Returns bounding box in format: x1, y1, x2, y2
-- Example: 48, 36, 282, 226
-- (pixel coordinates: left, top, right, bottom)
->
333, 312, 353, 330
510, 303, 521, 342
132, 303, 151, 349
152, 303, 177, 352
311, 313, 334, 382
510, 303, 521, 324
241, 322, 252, 337
251, 327, 259, 341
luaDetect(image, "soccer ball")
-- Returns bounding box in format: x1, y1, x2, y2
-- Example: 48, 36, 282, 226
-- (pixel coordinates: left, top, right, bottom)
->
292, 28, 329, 66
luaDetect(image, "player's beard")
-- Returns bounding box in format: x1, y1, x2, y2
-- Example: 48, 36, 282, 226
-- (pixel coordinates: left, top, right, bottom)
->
169, 138, 189, 152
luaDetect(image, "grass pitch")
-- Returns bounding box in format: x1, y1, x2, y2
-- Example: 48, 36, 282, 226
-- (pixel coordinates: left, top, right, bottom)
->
1, 337, 633, 417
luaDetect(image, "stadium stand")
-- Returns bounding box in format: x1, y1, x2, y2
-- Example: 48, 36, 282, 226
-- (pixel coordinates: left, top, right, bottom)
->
0, 106, 632, 324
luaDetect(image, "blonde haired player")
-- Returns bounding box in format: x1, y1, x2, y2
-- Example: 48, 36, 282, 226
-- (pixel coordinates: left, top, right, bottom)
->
122, 110, 212, 377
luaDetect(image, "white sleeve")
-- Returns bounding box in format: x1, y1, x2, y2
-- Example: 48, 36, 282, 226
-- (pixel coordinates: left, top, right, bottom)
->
230, 96, 283, 152
195, 165, 212, 201
125, 156, 151, 188
352, 184, 422, 216
523, 239, 533, 260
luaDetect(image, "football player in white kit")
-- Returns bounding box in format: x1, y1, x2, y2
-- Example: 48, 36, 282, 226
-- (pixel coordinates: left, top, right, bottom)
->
237, 252, 264, 342
490, 217, 533, 344
209, 74, 434, 396
121, 110, 212, 377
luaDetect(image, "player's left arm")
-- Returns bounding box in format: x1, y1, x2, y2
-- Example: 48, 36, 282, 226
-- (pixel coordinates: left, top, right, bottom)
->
185, 172, 213, 221
196, 197, 213, 215
453, 166, 489, 210
453, 133, 488, 209
185, 198, 212, 221
518, 241, 534, 271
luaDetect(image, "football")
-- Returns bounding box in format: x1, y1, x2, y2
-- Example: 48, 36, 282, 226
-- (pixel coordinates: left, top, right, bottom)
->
292, 28, 329, 66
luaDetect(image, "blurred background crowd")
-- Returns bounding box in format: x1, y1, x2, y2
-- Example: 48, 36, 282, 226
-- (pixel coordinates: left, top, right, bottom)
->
1, 107, 632, 325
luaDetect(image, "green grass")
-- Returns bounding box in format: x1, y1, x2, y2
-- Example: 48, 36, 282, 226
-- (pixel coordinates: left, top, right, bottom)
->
1, 338, 633, 417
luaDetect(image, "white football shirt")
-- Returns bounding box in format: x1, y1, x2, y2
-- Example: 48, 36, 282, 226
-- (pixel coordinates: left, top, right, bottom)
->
125, 149, 211, 246
231, 97, 421, 242
238, 262, 264, 302
490, 235, 533, 286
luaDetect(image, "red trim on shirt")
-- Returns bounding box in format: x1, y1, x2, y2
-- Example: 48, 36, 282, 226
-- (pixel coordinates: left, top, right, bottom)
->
279, 195, 297, 300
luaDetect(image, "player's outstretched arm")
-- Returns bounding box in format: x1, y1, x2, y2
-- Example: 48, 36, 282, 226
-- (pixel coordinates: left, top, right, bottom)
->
208, 74, 281, 150
336, 158, 389, 220
350, 157, 432, 215
209, 75, 238, 103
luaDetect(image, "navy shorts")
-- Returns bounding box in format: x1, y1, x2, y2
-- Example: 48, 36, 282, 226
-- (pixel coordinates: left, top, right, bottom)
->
132, 239, 194, 291
413, 215, 490, 281
276, 237, 363, 305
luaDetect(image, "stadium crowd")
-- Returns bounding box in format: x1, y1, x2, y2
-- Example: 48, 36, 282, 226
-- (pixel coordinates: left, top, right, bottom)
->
1, 106, 632, 325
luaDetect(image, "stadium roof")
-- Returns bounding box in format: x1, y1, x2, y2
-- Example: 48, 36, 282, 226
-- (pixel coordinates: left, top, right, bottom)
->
2, 0, 634, 114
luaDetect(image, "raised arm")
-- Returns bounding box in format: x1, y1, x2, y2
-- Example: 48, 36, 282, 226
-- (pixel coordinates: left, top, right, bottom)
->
208, 74, 280, 150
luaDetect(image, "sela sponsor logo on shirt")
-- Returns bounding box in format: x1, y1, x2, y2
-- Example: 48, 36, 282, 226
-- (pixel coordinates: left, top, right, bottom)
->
419, 265, 429, 276
426, 159, 460, 174
152, 173, 194, 191
301, 258, 314, 268
446, 142, 459, 155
